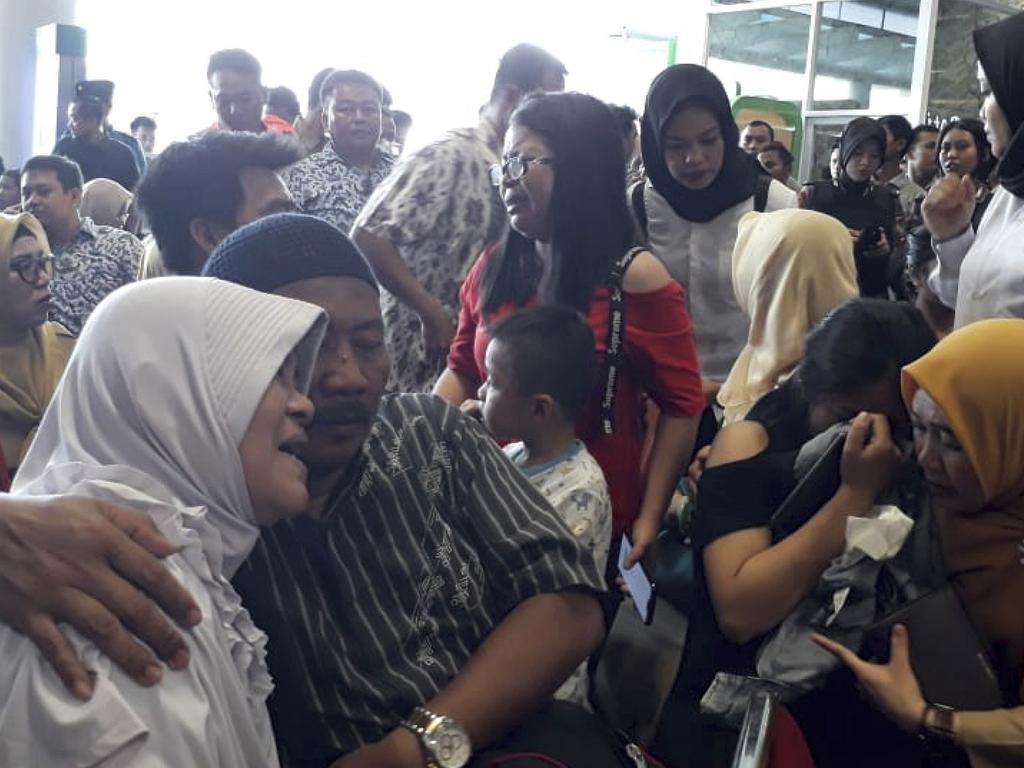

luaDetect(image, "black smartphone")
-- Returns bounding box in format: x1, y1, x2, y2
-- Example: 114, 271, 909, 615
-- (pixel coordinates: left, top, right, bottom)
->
618, 534, 656, 625
770, 427, 848, 541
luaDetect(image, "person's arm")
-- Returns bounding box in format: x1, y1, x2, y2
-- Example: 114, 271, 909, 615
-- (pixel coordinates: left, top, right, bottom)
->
333, 591, 603, 768
334, 405, 607, 768
704, 413, 901, 644
434, 368, 477, 406
352, 227, 455, 355
0, 496, 200, 699
923, 174, 977, 310
620, 252, 704, 567
628, 412, 698, 568
815, 624, 1024, 761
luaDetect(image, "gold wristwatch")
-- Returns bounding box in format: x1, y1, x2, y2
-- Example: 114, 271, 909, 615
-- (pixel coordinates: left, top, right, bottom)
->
401, 707, 472, 768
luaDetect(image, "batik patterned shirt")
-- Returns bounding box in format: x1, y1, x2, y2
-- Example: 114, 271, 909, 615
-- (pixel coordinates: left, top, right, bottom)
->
280, 142, 395, 235
231, 394, 604, 767
50, 217, 143, 335
354, 119, 508, 393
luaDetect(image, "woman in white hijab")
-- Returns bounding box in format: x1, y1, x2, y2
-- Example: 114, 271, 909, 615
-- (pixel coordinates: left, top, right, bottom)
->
0, 276, 326, 767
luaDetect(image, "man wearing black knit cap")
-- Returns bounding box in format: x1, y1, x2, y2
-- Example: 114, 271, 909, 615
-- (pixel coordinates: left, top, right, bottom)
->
3, 212, 613, 768
204, 213, 608, 768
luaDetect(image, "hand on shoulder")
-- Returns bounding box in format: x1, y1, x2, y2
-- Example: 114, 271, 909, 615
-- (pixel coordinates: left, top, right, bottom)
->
622, 250, 674, 293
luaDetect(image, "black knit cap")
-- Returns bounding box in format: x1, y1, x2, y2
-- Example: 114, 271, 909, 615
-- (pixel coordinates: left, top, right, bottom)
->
202, 212, 379, 293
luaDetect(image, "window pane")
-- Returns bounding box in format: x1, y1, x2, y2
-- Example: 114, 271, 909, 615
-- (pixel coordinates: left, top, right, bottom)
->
927, 0, 1012, 122
707, 6, 812, 106
812, 1, 918, 112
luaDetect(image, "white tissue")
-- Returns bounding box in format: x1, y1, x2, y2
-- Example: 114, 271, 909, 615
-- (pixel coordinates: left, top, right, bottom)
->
844, 504, 915, 561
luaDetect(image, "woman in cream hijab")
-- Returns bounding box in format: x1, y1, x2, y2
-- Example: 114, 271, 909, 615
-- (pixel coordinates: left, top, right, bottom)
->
818, 319, 1024, 768
0, 277, 326, 767
79, 177, 132, 230
0, 212, 74, 476
718, 208, 859, 424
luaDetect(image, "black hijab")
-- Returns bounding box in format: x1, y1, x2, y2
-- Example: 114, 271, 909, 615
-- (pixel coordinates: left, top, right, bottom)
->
838, 117, 886, 192
974, 12, 1024, 197
641, 64, 761, 223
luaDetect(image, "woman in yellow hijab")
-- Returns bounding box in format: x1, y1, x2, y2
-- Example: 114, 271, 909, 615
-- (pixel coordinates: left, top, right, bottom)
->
817, 319, 1024, 768
0, 213, 74, 478
718, 208, 859, 424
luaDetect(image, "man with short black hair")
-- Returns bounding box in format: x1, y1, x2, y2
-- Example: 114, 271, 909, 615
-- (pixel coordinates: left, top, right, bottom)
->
21, 155, 143, 334
353, 43, 566, 394
758, 141, 800, 191
280, 70, 395, 235
877, 114, 926, 221
53, 95, 140, 190
130, 116, 157, 159
740, 120, 774, 155
134, 131, 300, 276
267, 86, 301, 125
293, 67, 335, 157
907, 124, 940, 189
200, 49, 294, 136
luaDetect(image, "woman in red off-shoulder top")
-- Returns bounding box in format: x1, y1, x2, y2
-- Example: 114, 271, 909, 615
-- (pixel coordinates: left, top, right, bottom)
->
434, 92, 704, 566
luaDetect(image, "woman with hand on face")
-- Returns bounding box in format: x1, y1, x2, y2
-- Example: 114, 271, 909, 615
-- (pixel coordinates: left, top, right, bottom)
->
639, 65, 798, 404
0, 277, 325, 767
935, 118, 995, 229
925, 12, 1024, 328
800, 117, 899, 299
434, 91, 705, 570
817, 318, 1024, 768
0, 213, 74, 479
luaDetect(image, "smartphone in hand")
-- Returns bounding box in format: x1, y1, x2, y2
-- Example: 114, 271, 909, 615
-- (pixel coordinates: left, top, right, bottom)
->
618, 534, 656, 625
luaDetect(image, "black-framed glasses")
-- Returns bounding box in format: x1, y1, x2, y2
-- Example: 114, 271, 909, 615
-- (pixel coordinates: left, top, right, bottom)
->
488, 155, 554, 187
9, 254, 54, 285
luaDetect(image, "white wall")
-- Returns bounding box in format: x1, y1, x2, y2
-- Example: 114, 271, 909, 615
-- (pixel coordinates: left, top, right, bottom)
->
0, 0, 78, 168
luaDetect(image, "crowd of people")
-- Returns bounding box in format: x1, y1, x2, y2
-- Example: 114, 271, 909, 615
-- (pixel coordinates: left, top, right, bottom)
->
0, 9, 1022, 768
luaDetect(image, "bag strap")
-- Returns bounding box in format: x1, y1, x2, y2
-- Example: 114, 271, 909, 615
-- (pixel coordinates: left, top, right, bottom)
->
753, 173, 772, 212
601, 246, 645, 435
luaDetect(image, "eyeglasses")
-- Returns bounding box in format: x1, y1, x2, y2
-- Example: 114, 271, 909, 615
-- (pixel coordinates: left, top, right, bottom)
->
9, 254, 54, 285
488, 155, 554, 187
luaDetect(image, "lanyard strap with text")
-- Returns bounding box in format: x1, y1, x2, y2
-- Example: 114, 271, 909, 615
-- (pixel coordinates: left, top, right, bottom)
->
601, 246, 644, 435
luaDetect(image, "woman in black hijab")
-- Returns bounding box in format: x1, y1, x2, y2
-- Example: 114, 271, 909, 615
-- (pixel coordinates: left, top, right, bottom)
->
801, 117, 898, 299
923, 11, 1024, 327
639, 64, 797, 397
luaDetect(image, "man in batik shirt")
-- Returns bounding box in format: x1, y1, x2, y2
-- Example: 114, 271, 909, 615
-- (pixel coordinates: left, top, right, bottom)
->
281, 70, 395, 235
21, 155, 143, 335
353, 43, 566, 393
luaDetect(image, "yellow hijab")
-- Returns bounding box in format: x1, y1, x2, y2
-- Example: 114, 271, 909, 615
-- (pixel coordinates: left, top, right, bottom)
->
902, 319, 1024, 697
719, 209, 859, 423
0, 213, 74, 468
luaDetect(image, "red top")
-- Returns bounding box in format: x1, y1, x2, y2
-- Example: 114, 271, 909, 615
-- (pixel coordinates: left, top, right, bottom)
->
448, 247, 704, 535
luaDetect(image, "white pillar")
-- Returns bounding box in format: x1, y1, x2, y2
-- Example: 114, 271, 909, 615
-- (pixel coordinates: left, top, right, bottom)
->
0, 0, 78, 168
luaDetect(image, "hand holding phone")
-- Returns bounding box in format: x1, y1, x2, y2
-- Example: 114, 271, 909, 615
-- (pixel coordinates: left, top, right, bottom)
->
618, 535, 656, 625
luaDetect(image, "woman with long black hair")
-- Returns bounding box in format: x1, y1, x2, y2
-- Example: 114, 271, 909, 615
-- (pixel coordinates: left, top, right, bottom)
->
434, 91, 705, 568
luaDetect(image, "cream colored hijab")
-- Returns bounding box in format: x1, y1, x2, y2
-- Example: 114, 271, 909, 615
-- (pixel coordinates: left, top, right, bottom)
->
719, 209, 858, 423
0, 212, 73, 468
79, 178, 131, 229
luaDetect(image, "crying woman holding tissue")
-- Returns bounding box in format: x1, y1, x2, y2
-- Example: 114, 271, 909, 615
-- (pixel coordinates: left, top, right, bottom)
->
816, 319, 1024, 768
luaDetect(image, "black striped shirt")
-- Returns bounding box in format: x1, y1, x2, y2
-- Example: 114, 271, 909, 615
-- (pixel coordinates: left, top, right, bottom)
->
232, 394, 604, 766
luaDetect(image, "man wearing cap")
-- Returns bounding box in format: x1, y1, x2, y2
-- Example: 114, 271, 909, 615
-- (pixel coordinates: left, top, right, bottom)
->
56, 81, 147, 176
0, 214, 617, 768
53, 92, 140, 190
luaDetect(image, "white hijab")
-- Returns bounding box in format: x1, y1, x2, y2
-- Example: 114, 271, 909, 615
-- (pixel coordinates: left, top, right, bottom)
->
14, 276, 326, 575
2, 277, 326, 768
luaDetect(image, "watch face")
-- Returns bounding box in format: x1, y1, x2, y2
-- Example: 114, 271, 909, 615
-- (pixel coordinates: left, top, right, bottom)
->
425, 720, 471, 768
